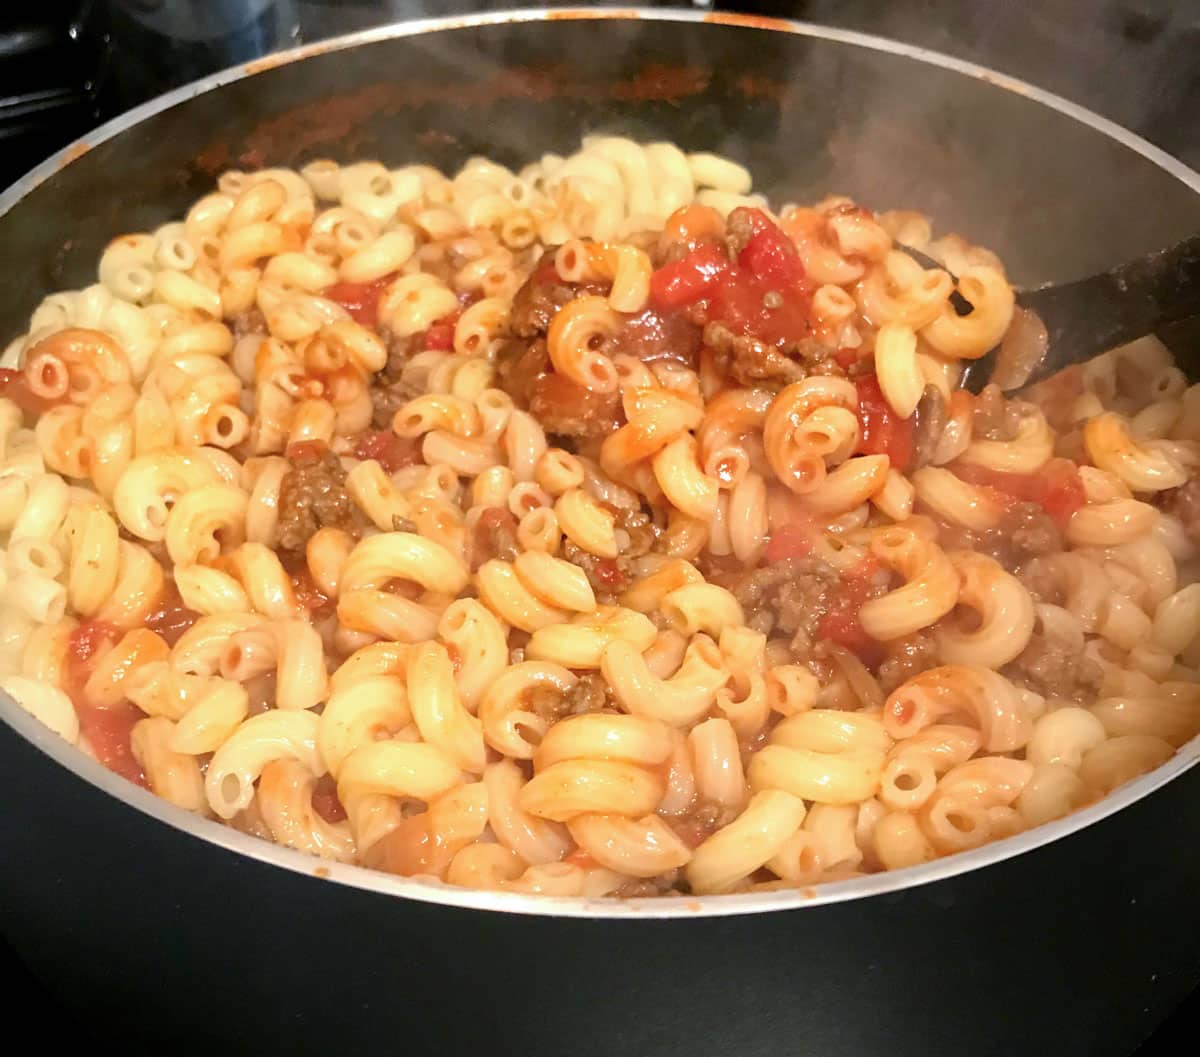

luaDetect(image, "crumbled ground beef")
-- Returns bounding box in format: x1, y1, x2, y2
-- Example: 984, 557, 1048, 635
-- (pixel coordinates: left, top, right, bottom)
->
1004, 632, 1103, 702
230, 307, 267, 338
938, 502, 1062, 572
1154, 479, 1200, 542
973, 384, 1021, 441
497, 246, 701, 437
527, 673, 616, 725
667, 797, 739, 849
276, 444, 363, 552
724, 208, 756, 258
910, 385, 946, 469
703, 322, 844, 389
369, 330, 421, 429
469, 507, 519, 570
877, 630, 939, 693
733, 556, 838, 655
615, 872, 683, 898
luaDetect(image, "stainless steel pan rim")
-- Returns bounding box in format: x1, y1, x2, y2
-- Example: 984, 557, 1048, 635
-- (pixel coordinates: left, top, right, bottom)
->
2, 8, 1198, 920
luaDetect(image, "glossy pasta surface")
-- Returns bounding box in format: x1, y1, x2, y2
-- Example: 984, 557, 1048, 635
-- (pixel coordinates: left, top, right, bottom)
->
2, 137, 1198, 898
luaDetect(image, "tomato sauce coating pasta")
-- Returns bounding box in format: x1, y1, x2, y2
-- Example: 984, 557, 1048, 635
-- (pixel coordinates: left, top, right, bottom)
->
1, 137, 1198, 898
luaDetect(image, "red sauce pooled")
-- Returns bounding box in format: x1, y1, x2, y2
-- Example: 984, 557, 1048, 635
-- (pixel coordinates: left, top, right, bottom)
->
421, 310, 462, 351
649, 208, 815, 348
65, 619, 147, 787
322, 273, 396, 329
291, 567, 334, 616
855, 374, 915, 472
351, 430, 421, 473
952, 458, 1086, 529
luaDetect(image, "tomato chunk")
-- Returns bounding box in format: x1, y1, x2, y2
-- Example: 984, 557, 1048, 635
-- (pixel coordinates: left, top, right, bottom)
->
351, 430, 421, 474
855, 374, 914, 472
764, 523, 816, 563
952, 458, 1086, 528
734, 207, 806, 288
323, 273, 396, 329
817, 558, 885, 666
649, 243, 730, 310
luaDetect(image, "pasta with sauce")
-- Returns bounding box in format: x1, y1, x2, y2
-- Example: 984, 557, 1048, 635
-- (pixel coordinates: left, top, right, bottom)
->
1, 136, 1198, 899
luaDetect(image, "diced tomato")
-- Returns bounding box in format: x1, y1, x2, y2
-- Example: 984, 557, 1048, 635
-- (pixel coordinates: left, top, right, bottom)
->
76, 699, 147, 787
285, 439, 329, 462
351, 429, 421, 473
322, 273, 396, 329
649, 210, 813, 348
421, 312, 459, 351
855, 373, 915, 472
649, 243, 731, 310
0, 366, 55, 417
833, 347, 859, 370
733, 207, 807, 288
817, 557, 885, 666
952, 458, 1086, 528
311, 774, 348, 824
764, 523, 816, 563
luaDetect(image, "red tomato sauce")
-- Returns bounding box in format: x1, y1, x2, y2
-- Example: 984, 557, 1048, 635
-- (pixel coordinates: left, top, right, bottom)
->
855, 374, 915, 472
351, 430, 421, 473
322, 273, 396, 329
952, 458, 1086, 528
311, 774, 348, 824
649, 208, 815, 349
65, 619, 148, 787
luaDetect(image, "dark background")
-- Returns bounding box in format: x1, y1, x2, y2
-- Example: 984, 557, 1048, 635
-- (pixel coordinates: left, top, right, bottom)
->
2, 1, 1197, 1053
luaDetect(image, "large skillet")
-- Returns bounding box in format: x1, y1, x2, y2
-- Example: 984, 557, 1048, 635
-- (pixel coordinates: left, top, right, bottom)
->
2, 11, 1199, 1057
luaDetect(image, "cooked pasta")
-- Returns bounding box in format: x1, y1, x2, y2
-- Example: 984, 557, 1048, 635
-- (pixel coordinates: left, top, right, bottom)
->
2, 136, 1197, 900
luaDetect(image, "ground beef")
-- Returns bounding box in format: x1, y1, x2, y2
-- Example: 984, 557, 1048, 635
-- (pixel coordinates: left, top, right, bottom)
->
230, 307, 267, 338
276, 445, 362, 553
733, 557, 838, 654
615, 872, 683, 898
469, 507, 519, 570
1004, 632, 1104, 702
724, 208, 756, 258
509, 250, 608, 338
618, 307, 703, 368
938, 501, 1063, 572
1154, 479, 1200, 542
369, 330, 421, 429
495, 336, 623, 438
562, 540, 631, 603
910, 385, 946, 469
974, 384, 1021, 441
877, 630, 939, 693
703, 322, 844, 389
667, 797, 739, 849
527, 673, 616, 725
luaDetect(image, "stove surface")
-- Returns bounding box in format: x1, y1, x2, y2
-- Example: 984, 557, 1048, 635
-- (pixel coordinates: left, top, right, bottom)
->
1, 2, 1198, 1054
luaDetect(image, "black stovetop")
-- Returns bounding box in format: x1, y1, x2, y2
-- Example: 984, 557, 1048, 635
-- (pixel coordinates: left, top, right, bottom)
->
2, 2, 1198, 1054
